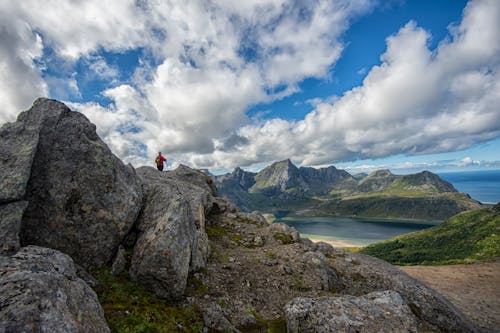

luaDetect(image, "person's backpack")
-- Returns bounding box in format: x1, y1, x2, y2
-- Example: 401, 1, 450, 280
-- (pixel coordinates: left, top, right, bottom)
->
155, 156, 161, 165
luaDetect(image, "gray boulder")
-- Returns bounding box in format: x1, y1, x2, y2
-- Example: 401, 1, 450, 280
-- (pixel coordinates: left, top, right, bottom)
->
0, 99, 50, 203
7, 98, 144, 268
130, 166, 215, 299
0, 201, 27, 255
301, 251, 341, 291
236, 211, 268, 226
285, 290, 418, 333
110, 245, 127, 276
333, 252, 479, 332
0, 246, 110, 333
268, 222, 300, 242
203, 304, 241, 333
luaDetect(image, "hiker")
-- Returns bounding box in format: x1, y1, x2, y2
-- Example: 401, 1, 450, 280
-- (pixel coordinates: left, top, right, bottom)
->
155, 152, 167, 171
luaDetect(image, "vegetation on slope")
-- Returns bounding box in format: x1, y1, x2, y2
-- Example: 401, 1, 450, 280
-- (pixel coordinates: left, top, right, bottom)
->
93, 269, 204, 333
360, 205, 500, 265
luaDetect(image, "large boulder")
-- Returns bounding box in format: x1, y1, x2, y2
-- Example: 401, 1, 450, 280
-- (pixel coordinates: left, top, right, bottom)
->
285, 290, 418, 333
0, 201, 27, 255
0, 98, 144, 268
0, 99, 49, 203
130, 166, 216, 299
332, 252, 479, 332
0, 246, 110, 333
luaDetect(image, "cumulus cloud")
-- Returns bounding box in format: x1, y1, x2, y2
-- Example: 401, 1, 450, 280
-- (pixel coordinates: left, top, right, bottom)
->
339, 157, 500, 174
0, 3, 48, 123
1, 0, 498, 172
193, 0, 500, 169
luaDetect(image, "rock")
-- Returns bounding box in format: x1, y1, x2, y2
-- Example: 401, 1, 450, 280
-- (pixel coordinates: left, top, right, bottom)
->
191, 230, 210, 272
75, 264, 98, 288
111, 245, 127, 276
130, 166, 215, 299
169, 164, 217, 197
0, 100, 46, 203
268, 222, 300, 243
302, 251, 341, 291
299, 237, 314, 247
236, 211, 268, 226
313, 241, 335, 256
4, 98, 143, 269
203, 304, 240, 333
285, 290, 418, 333
0, 246, 110, 333
261, 259, 279, 266
253, 235, 265, 246
334, 252, 479, 332
211, 197, 238, 215
0, 201, 27, 255
130, 191, 193, 300
283, 265, 293, 275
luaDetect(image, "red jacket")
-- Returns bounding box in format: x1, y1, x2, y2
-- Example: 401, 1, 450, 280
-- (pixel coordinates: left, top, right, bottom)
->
155, 155, 167, 166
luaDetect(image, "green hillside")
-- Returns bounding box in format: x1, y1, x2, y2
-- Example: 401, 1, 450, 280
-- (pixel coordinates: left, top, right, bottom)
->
360, 204, 500, 265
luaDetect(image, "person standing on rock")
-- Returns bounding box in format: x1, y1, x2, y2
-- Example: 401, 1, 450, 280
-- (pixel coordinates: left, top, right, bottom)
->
155, 152, 167, 171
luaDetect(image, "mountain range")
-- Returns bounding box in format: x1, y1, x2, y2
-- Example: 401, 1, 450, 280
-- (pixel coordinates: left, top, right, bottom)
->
214, 159, 482, 220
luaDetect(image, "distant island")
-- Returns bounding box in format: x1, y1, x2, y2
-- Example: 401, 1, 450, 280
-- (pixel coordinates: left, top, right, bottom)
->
213, 159, 482, 221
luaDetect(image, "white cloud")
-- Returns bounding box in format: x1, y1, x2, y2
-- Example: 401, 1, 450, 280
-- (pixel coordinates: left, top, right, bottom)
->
88, 57, 120, 81
191, 0, 500, 169
1, 0, 499, 173
0, 5, 48, 123
13, 0, 371, 166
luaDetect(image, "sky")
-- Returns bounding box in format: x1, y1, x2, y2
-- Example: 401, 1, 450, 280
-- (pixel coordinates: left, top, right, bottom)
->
0, 0, 499, 174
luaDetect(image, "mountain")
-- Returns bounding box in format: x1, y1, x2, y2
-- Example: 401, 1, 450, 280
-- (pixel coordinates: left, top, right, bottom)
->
212, 167, 256, 211
355, 170, 457, 195
214, 160, 482, 220
360, 204, 500, 265
250, 159, 307, 195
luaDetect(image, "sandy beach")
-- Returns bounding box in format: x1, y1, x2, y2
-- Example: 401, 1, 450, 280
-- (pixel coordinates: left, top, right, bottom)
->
306, 235, 361, 248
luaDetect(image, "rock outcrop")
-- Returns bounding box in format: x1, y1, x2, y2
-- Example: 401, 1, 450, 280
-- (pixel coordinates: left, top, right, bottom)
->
130, 166, 216, 299
0, 246, 110, 333
0, 98, 143, 268
330, 250, 479, 332
285, 291, 419, 333
0, 201, 27, 255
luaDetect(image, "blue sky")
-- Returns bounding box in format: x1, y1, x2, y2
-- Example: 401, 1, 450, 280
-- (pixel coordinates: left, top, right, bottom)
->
1, 0, 499, 174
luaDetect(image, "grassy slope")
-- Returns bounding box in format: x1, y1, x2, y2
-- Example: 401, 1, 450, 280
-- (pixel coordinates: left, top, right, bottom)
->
93, 269, 204, 333
360, 206, 500, 265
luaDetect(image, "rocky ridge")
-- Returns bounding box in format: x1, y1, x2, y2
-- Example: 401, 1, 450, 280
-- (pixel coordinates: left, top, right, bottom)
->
214, 160, 481, 220
0, 99, 480, 332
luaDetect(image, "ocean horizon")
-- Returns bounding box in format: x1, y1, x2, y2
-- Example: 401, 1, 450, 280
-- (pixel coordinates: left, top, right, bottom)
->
438, 169, 500, 204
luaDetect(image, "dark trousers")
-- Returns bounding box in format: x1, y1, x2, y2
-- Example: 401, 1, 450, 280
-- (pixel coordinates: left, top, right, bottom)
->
157, 165, 164, 171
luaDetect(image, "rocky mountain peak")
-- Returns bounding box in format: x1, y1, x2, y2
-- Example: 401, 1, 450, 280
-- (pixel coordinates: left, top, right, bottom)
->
406, 171, 457, 192
369, 169, 394, 177
250, 159, 306, 194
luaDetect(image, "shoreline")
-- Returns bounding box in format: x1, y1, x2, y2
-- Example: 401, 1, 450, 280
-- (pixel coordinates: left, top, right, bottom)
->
305, 235, 362, 248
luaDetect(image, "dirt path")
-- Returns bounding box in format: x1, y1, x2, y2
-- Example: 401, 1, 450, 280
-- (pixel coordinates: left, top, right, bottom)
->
400, 260, 500, 332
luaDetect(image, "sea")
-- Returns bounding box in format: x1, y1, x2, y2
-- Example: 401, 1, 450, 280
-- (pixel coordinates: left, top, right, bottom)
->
278, 169, 500, 247
438, 169, 500, 204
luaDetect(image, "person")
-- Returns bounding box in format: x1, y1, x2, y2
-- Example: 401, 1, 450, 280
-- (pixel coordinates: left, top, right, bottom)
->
155, 152, 167, 171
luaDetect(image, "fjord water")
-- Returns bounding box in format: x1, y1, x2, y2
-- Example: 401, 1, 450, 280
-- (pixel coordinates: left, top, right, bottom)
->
277, 170, 499, 247
438, 170, 500, 204
277, 216, 439, 247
